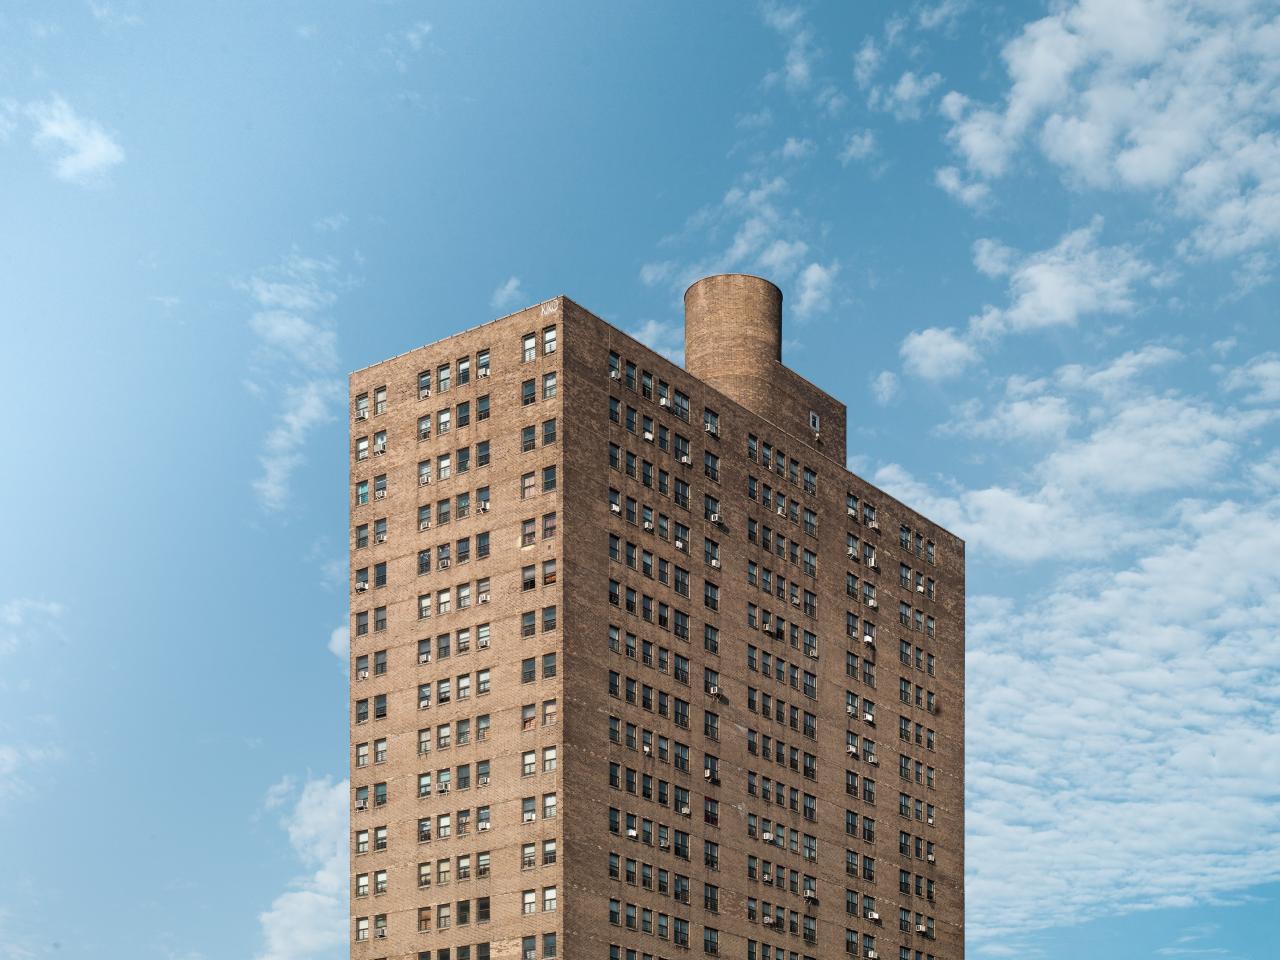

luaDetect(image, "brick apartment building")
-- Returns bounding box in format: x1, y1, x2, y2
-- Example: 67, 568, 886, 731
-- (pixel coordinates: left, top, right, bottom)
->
348, 274, 964, 960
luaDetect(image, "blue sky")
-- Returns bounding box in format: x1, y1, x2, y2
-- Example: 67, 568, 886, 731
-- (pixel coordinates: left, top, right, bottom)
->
1, 2, 1277, 958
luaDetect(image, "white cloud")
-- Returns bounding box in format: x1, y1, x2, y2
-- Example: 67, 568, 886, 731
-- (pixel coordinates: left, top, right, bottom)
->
1224, 352, 1280, 405
312, 213, 347, 233
934, 165, 990, 207
327, 624, 348, 662
965, 496, 1280, 945
630, 319, 684, 364
490, 275, 525, 311
242, 254, 345, 513
946, 393, 1076, 442
756, 238, 809, 277
404, 21, 431, 51
762, 2, 816, 92
871, 70, 943, 119
0, 599, 63, 657
900, 326, 978, 380
792, 261, 838, 319
918, 0, 967, 31
871, 370, 899, 406
780, 136, 815, 160
853, 37, 880, 88
940, 0, 1280, 262
639, 261, 675, 287
255, 776, 348, 960
26, 96, 124, 185
839, 129, 876, 165
88, 2, 142, 27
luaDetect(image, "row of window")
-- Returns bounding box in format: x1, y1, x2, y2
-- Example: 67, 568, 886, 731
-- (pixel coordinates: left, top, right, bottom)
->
747, 434, 819, 495
415, 395, 491, 441
746, 688, 818, 741
608, 806, 693, 860
745, 731, 818, 781
608, 352, 691, 422
608, 580, 692, 640
608, 852, 698, 907
608, 718, 692, 771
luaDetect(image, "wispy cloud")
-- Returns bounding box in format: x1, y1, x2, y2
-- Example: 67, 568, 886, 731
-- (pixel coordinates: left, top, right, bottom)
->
870, 370, 898, 406
937, 0, 1280, 264
240, 254, 346, 512
900, 218, 1154, 379
839, 129, 876, 165
255, 776, 347, 960
0, 598, 63, 657
490, 275, 525, 311
26, 96, 124, 185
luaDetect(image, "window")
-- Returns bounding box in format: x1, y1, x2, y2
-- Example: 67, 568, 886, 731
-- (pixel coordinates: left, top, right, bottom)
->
542, 372, 557, 399
542, 466, 557, 492
522, 380, 536, 405
523, 333, 537, 362
809, 410, 821, 432
543, 326, 557, 354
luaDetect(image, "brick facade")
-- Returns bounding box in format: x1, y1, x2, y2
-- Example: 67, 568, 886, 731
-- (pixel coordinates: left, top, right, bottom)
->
349, 278, 964, 960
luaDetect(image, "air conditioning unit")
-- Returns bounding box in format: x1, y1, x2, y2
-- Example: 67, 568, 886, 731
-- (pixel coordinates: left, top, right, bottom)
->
355, 798, 368, 810
642, 744, 651, 755
916, 924, 927, 934
675, 539, 685, 550
917, 584, 925, 593
680, 805, 690, 815
803, 892, 817, 903
846, 745, 857, 756
354, 411, 368, 421
610, 369, 621, 380
703, 770, 713, 780
418, 652, 431, 664
791, 596, 800, 606
659, 396, 670, 407
439, 558, 450, 569
846, 706, 856, 717
846, 507, 857, 518
807, 650, 818, 661
867, 599, 878, 608
356, 668, 369, 680
419, 519, 431, 531
761, 916, 774, 926
419, 475, 430, 486
864, 712, 874, 723
777, 506, 786, 516
479, 775, 490, 785
376, 929, 387, 939
761, 871, 772, 882
709, 513, 721, 524
927, 816, 934, 826
374, 489, 386, 499
523, 811, 536, 822
863, 635, 874, 645
868, 521, 880, 531
867, 755, 879, 766
710, 558, 721, 568
375, 532, 387, 543
926, 854, 936, 863
847, 548, 857, 559
707, 684, 719, 697
420, 388, 432, 399
373, 444, 386, 455
478, 821, 491, 831
478, 368, 490, 378
477, 503, 489, 513
644, 431, 654, 441
643, 520, 654, 531
866, 910, 880, 922
610, 503, 621, 514
438, 784, 449, 794
659, 838, 670, 849
355, 582, 368, 592
867, 951, 878, 959
627, 828, 638, 838
704, 423, 718, 436
761, 831, 773, 841
478, 637, 490, 648
679, 454, 691, 465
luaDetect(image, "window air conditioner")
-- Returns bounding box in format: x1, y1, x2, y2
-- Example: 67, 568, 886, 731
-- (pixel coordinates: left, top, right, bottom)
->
866, 910, 879, 921
926, 854, 936, 863
355, 582, 368, 592
477, 503, 489, 513
419, 520, 431, 531
418, 652, 431, 664
917, 585, 925, 593
627, 828, 638, 837
777, 506, 786, 516
867, 599, 878, 608
847, 746, 857, 756
374, 489, 386, 499
916, 924, 927, 933
709, 513, 721, 524
478, 821, 491, 831
644, 431, 654, 441
643, 521, 654, 531
355, 411, 368, 421
867, 755, 879, 765
610, 369, 621, 380
867, 951, 878, 959
375, 533, 387, 543
680, 454, 691, 465
675, 539, 685, 550
703, 770, 713, 780
761, 916, 773, 926
847, 706, 856, 717
710, 558, 721, 568
761, 831, 772, 841
610, 503, 621, 514
356, 668, 369, 680
707, 685, 719, 697
868, 521, 880, 531
927, 816, 934, 826
863, 635, 874, 645
847, 548, 857, 559
478, 368, 490, 378
478, 594, 490, 605
680, 805, 690, 815
439, 558, 450, 569
420, 475, 430, 486
523, 812, 536, 822
704, 423, 717, 435
864, 712, 874, 723
642, 744, 651, 754
420, 388, 432, 399
479, 775, 490, 785
659, 396, 670, 407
